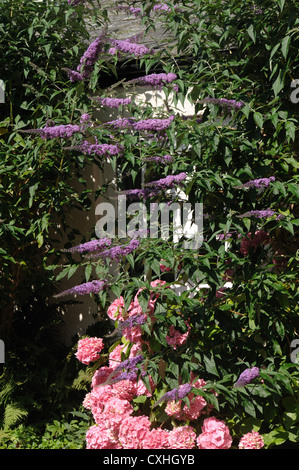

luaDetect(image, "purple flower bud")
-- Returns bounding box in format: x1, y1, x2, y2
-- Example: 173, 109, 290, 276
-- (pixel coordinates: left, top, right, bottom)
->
133, 115, 175, 132
153, 383, 192, 407
87, 239, 140, 263
54, 279, 107, 298
153, 4, 179, 13
91, 97, 132, 108
63, 68, 84, 82
240, 177, 275, 189
66, 140, 124, 158
239, 209, 277, 218
106, 116, 175, 133
130, 73, 177, 89
102, 355, 144, 385
201, 97, 244, 110
144, 155, 174, 164
106, 314, 147, 338
145, 172, 187, 190
61, 238, 112, 254
35, 123, 86, 139
109, 39, 150, 57
234, 367, 260, 388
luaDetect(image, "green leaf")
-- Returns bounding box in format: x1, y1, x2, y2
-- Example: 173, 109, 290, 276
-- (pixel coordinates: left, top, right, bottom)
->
29, 183, 38, 208
85, 264, 92, 282
281, 36, 291, 59
272, 71, 284, 97
277, 0, 285, 12
253, 112, 263, 129
67, 264, 79, 279
203, 355, 219, 377
263, 426, 288, 447
242, 398, 256, 417
36, 233, 43, 248
247, 24, 256, 43
285, 121, 296, 142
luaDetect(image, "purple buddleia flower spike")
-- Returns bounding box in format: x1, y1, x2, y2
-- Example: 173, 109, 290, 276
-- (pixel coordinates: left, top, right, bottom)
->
106, 314, 147, 338
105, 116, 174, 133
120, 188, 161, 200
87, 239, 140, 262
61, 238, 112, 254
108, 39, 150, 57
65, 140, 124, 158
63, 68, 84, 82
106, 117, 136, 129
54, 279, 107, 298
239, 208, 277, 218
237, 176, 275, 189
201, 97, 244, 110
29, 122, 86, 139
144, 172, 187, 190
153, 4, 179, 13
113, 354, 144, 373
144, 155, 174, 164
130, 73, 177, 89
77, 34, 105, 79
100, 355, 144, 385
129, 6, 143, 17
90, 97, 132, 108
133, 115, 175, 132
153, 383, 192, 408
234, 367, 260, 388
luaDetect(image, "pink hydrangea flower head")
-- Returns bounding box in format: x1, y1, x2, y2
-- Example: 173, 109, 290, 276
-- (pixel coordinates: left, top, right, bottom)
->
165, 400, 183, 419
107, 296, 126, 320
166, 323, 190, 349
197, 417, 232, 449
123, 324, 143, 343
168, 425, 197, 449
75, 337, 104, 365
180, 394, 207, 421
82, 392, 93, 410
127, 297, 143, 317
112, 379, 137, 401
88, 384, 114, 412
92, 366, 114, 387
101, 397, 134, 429
136, 375, 156, 397
85, 424, 121, 449
142, 428, 170, 449
239, 430, 264, 449
118, 415, 152, 449
108, 344, 125, 369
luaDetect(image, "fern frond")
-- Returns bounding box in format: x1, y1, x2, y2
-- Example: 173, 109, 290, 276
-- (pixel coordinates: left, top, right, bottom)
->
3, 403, 28, 430
0, 383, 14, 405
72, 368, 94, 391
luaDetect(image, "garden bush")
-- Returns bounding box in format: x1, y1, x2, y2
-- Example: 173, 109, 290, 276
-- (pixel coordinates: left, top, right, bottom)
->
1, 0, 299, 449
0, 0, 111, 436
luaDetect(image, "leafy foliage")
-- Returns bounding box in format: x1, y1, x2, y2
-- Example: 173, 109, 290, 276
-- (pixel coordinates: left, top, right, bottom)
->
1, 0, 299, 449
0, 0, 109, 435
